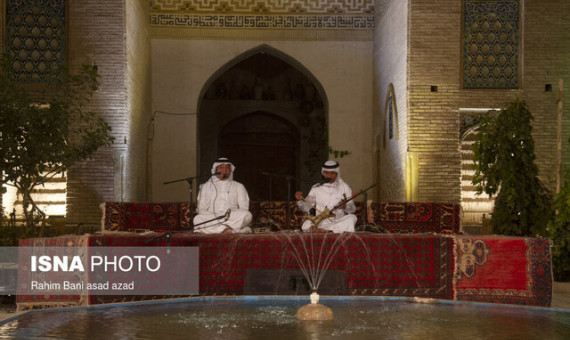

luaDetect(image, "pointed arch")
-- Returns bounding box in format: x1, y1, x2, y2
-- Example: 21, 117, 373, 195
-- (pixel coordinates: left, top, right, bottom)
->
197, 44, 328, 112
196, 45, 329, 199
383, 83, 399, 148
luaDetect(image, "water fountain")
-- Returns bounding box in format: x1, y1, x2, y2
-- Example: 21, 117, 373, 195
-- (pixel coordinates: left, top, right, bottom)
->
2, 296, 569, 339
281, 231, 351, 321
2, 230, 567, 338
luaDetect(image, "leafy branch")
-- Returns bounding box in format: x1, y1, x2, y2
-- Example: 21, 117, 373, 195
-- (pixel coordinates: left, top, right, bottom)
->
472, 97, 551, 236
0, 56, 114, 228
328, 146, 351, 159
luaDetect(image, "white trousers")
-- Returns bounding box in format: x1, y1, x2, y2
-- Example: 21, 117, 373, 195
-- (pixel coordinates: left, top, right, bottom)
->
301, 214, 357, 233
193, 210, 252, 234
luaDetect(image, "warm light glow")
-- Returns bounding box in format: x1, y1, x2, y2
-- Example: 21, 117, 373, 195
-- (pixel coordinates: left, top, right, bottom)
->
406, 152, 418, 202
2, 185, 18, 215
1, 174, 67, 222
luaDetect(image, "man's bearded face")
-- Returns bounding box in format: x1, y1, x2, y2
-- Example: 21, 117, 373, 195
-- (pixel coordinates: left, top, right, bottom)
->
216, 164, 232, 180
322, 170, 338, 183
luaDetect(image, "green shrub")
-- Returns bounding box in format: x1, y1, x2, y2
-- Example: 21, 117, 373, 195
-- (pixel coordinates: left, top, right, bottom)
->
472, 97, 552, 236
548, 168, 570, 281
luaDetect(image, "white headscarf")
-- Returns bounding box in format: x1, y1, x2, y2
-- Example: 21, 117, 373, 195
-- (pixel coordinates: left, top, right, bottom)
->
319, 160, 344, 186
211, 157, 235, 180
321, 160, 340, 177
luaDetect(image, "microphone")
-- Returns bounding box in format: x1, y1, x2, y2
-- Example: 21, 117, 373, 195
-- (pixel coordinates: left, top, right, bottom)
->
316, 178, 330, 186
212, 171, 221, 176
224, 209, 231, 221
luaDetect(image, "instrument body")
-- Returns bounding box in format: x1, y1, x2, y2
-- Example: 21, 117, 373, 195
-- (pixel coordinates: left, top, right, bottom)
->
309, 207, 331, 227
301, 183, 377, 228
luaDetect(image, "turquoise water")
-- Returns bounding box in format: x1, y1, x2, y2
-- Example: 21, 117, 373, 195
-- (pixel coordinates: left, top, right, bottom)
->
1, 297, 570, 339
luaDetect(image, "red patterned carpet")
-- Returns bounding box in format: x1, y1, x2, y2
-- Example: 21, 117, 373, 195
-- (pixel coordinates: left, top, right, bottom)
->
17, 235, 90, 309
101, 201, 460, 233
16, 232, 551, 310
455, 235, 552, 306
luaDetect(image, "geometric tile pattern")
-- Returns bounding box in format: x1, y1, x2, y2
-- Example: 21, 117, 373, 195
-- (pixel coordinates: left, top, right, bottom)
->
150, 0, 374, 14
6, 0, 66, 82
150, 0, 375, 30
463, 0, 519, 88
150, 13, 374, 29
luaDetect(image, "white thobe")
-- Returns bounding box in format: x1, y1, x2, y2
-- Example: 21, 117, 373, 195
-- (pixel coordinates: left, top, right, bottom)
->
297, 179, 357, 233
193, 178, 252, 234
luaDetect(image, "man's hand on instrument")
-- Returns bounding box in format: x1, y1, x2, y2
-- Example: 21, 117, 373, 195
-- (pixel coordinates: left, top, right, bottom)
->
310, 226, 328, 233
295, 191, 303, 200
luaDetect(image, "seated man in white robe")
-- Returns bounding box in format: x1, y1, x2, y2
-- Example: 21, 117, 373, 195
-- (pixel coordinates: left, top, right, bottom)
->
294, 160, 357, 233
193, 158, 252, 234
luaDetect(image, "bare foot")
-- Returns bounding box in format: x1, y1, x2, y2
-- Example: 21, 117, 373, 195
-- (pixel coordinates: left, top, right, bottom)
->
222, 227, 234, 234
310, 226, 328, 233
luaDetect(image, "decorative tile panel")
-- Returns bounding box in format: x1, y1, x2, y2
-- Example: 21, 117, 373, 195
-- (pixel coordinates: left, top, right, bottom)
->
6, 0, 66, 82
150, 0, 374, 14
150, 0, 374, 32
150, 13, 374, 29
463, 0, 519, 88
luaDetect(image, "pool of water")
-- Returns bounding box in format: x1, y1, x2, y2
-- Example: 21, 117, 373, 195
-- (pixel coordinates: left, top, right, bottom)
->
1, 297, 570, 339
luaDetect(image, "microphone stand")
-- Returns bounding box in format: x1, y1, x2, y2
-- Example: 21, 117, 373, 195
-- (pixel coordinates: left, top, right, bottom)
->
144, 226, 193, 247
260, 172, 277, 228
260, 172, 299, 229
283, 175, 295, 229
146, 210, 227, 246
192, 210, 230, 232
163, 173, 217, 223
260, 172, 273, 203
280, 175, 314, 229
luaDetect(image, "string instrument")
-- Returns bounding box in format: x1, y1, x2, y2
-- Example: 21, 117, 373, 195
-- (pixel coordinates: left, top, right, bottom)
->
310, 207, 332, 227
297, 195, 333, 227
307, 194, 351, 227
300, 183, 377, 227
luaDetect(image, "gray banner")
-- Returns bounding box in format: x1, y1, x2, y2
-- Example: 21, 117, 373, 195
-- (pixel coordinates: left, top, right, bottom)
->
3, 246, 199, 296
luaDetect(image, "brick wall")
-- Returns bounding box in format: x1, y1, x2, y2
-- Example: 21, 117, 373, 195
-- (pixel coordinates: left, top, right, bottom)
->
66, 0, 151, 225
66, 150, 115, 224
522, 0, 570, 188
404, 0, 570, 203
66, 0, 127, 225
125, 0, 151, 202
5, 0, 568, 224
374, 0, 408, 202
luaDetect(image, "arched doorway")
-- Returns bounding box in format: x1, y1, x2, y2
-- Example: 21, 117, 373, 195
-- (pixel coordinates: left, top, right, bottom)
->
198, 45, 328, 201
219, 111, 299, 201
